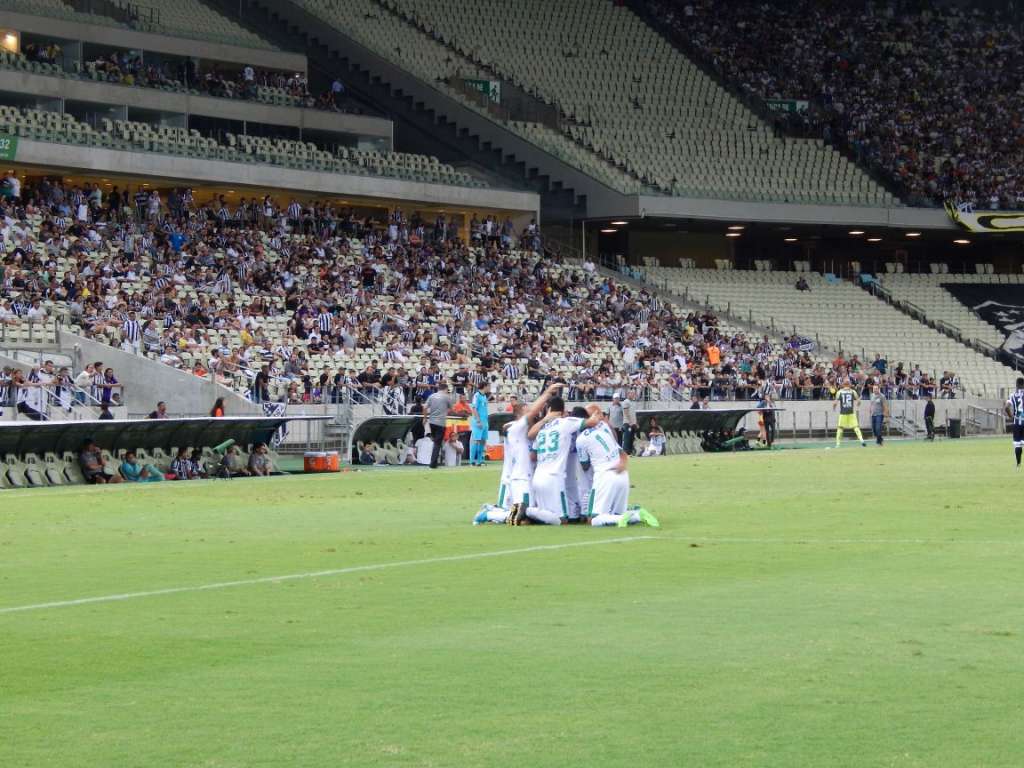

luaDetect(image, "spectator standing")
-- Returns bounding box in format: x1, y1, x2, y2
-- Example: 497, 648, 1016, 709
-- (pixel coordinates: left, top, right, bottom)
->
425, 381, 452, 469
924, 396, 936, 441
73, 363, 94, 405
870, 385, 888, 446
210, 398, 225, 417
609, 392, 625, 443
469, 380, 490, 466
620, 394, 638, 455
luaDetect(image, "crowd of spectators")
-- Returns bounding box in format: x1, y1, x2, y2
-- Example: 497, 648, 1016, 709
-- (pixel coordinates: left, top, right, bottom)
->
0, 358, 122, 421
16, 39, 351, 113
648, 0, 1024, 208
0, 174, 963, 429
84, 52, 350, 112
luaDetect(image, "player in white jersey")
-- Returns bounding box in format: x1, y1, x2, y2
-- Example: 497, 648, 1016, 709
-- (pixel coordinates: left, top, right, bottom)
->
562, 406, 592, 522
576, 405, 659, 528
497, 384, 561, 509
476, 385, 562, 525
525, 395, 601, 525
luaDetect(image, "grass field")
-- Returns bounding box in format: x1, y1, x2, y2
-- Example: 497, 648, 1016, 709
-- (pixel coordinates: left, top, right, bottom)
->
3, 438, 1023, 767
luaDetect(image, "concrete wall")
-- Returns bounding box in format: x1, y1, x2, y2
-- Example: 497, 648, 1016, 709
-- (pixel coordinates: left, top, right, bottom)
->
12, 137, 540, 214
624, 193, 956, 231
711, 397, 1002, 437
0, 10, 306, 70
58, 329, 262, 418
627, 231, 731, 268
0, 69, 393, 141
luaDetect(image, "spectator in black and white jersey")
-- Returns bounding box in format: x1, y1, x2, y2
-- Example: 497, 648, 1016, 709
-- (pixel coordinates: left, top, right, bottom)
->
287, 199, 302, 229
502, 358, 520, 381
316, 306, 332, 334
121, 310, 141, 354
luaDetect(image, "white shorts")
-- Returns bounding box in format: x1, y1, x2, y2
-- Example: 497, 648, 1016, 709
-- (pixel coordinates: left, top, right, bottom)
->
531, 473, 569, 519
576, 468, 593, 514
498, 478, 531, 510
586, 470, 629, 518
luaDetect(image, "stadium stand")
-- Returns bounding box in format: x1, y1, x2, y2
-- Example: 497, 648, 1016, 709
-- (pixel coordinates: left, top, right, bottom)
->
127, 0, 275, 50
647, 0, 1024, 208
642, 264, 1012, 396
876, 272, 1016, 350
1, 176, 977, 422
2, 30, 348, 112
0, 0, 276, 49
0, 106, 485, 188
293, 0, 893, 204
0, 0, 121, 28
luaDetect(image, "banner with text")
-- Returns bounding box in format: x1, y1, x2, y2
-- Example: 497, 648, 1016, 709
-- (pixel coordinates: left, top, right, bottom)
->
945, 201, 1024, 233
765, 99, 809, 114
465, 78, 501, 104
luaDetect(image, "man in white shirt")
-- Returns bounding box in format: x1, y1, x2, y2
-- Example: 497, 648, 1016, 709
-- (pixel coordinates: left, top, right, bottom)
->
576, 406, 658, 528
496, 384, 560, 511
474, 386, 595, 525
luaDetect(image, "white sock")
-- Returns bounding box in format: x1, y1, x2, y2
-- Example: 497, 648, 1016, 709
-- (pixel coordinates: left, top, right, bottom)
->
525, 506, 562, 525
590, 512, 641, 527
486, 508, 509, 524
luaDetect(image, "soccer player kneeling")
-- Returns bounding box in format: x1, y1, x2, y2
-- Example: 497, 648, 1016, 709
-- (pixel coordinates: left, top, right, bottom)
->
576, 405, 658, 528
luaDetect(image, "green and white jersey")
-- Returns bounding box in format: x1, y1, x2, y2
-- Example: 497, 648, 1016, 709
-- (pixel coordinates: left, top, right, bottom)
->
504, 416, 534, 482
836, 387, 858, 415
575, 421, 621, 474
532, 416, 585, 481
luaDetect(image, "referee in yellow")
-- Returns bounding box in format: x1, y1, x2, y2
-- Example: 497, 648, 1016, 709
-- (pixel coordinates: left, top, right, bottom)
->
832, 376, 866, 447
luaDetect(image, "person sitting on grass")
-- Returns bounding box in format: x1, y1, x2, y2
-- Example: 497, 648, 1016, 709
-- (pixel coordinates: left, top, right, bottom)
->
169, 447, 196, 480
78, 439, 123, 485
119, 451, 163, 483
189, 449, 209, 479
247, 443, 272, 476
359, 443, 377, 465
642, 418, 666, 457
218, 445, 250, 478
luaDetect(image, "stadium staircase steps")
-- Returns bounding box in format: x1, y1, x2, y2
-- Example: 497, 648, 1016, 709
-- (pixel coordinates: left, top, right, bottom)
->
202, 0, 589, 220
864, 279, 1004, 370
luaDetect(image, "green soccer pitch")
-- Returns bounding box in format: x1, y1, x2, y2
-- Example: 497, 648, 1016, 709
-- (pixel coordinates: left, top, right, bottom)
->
2, 439, 1023, 767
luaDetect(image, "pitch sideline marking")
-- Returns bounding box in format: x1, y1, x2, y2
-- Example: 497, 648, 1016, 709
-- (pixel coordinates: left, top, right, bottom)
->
647, 534, 1024, 546
0, 535, 655, 616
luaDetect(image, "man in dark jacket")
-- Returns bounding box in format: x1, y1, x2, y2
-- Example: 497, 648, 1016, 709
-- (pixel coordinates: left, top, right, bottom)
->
924, 396, 936, 441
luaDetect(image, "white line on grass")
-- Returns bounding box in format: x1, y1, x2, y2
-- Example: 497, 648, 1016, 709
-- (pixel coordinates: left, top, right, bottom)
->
0, 535, 654, 616
648, 535, 1024, 546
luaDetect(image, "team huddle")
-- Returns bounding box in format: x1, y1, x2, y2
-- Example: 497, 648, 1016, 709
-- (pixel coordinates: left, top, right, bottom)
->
473, 385, 659, 528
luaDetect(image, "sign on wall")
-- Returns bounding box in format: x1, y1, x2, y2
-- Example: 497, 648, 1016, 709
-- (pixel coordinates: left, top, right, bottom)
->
0, 133, 18, 161
765, 99, 809, 114
465, 78, 502, 104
